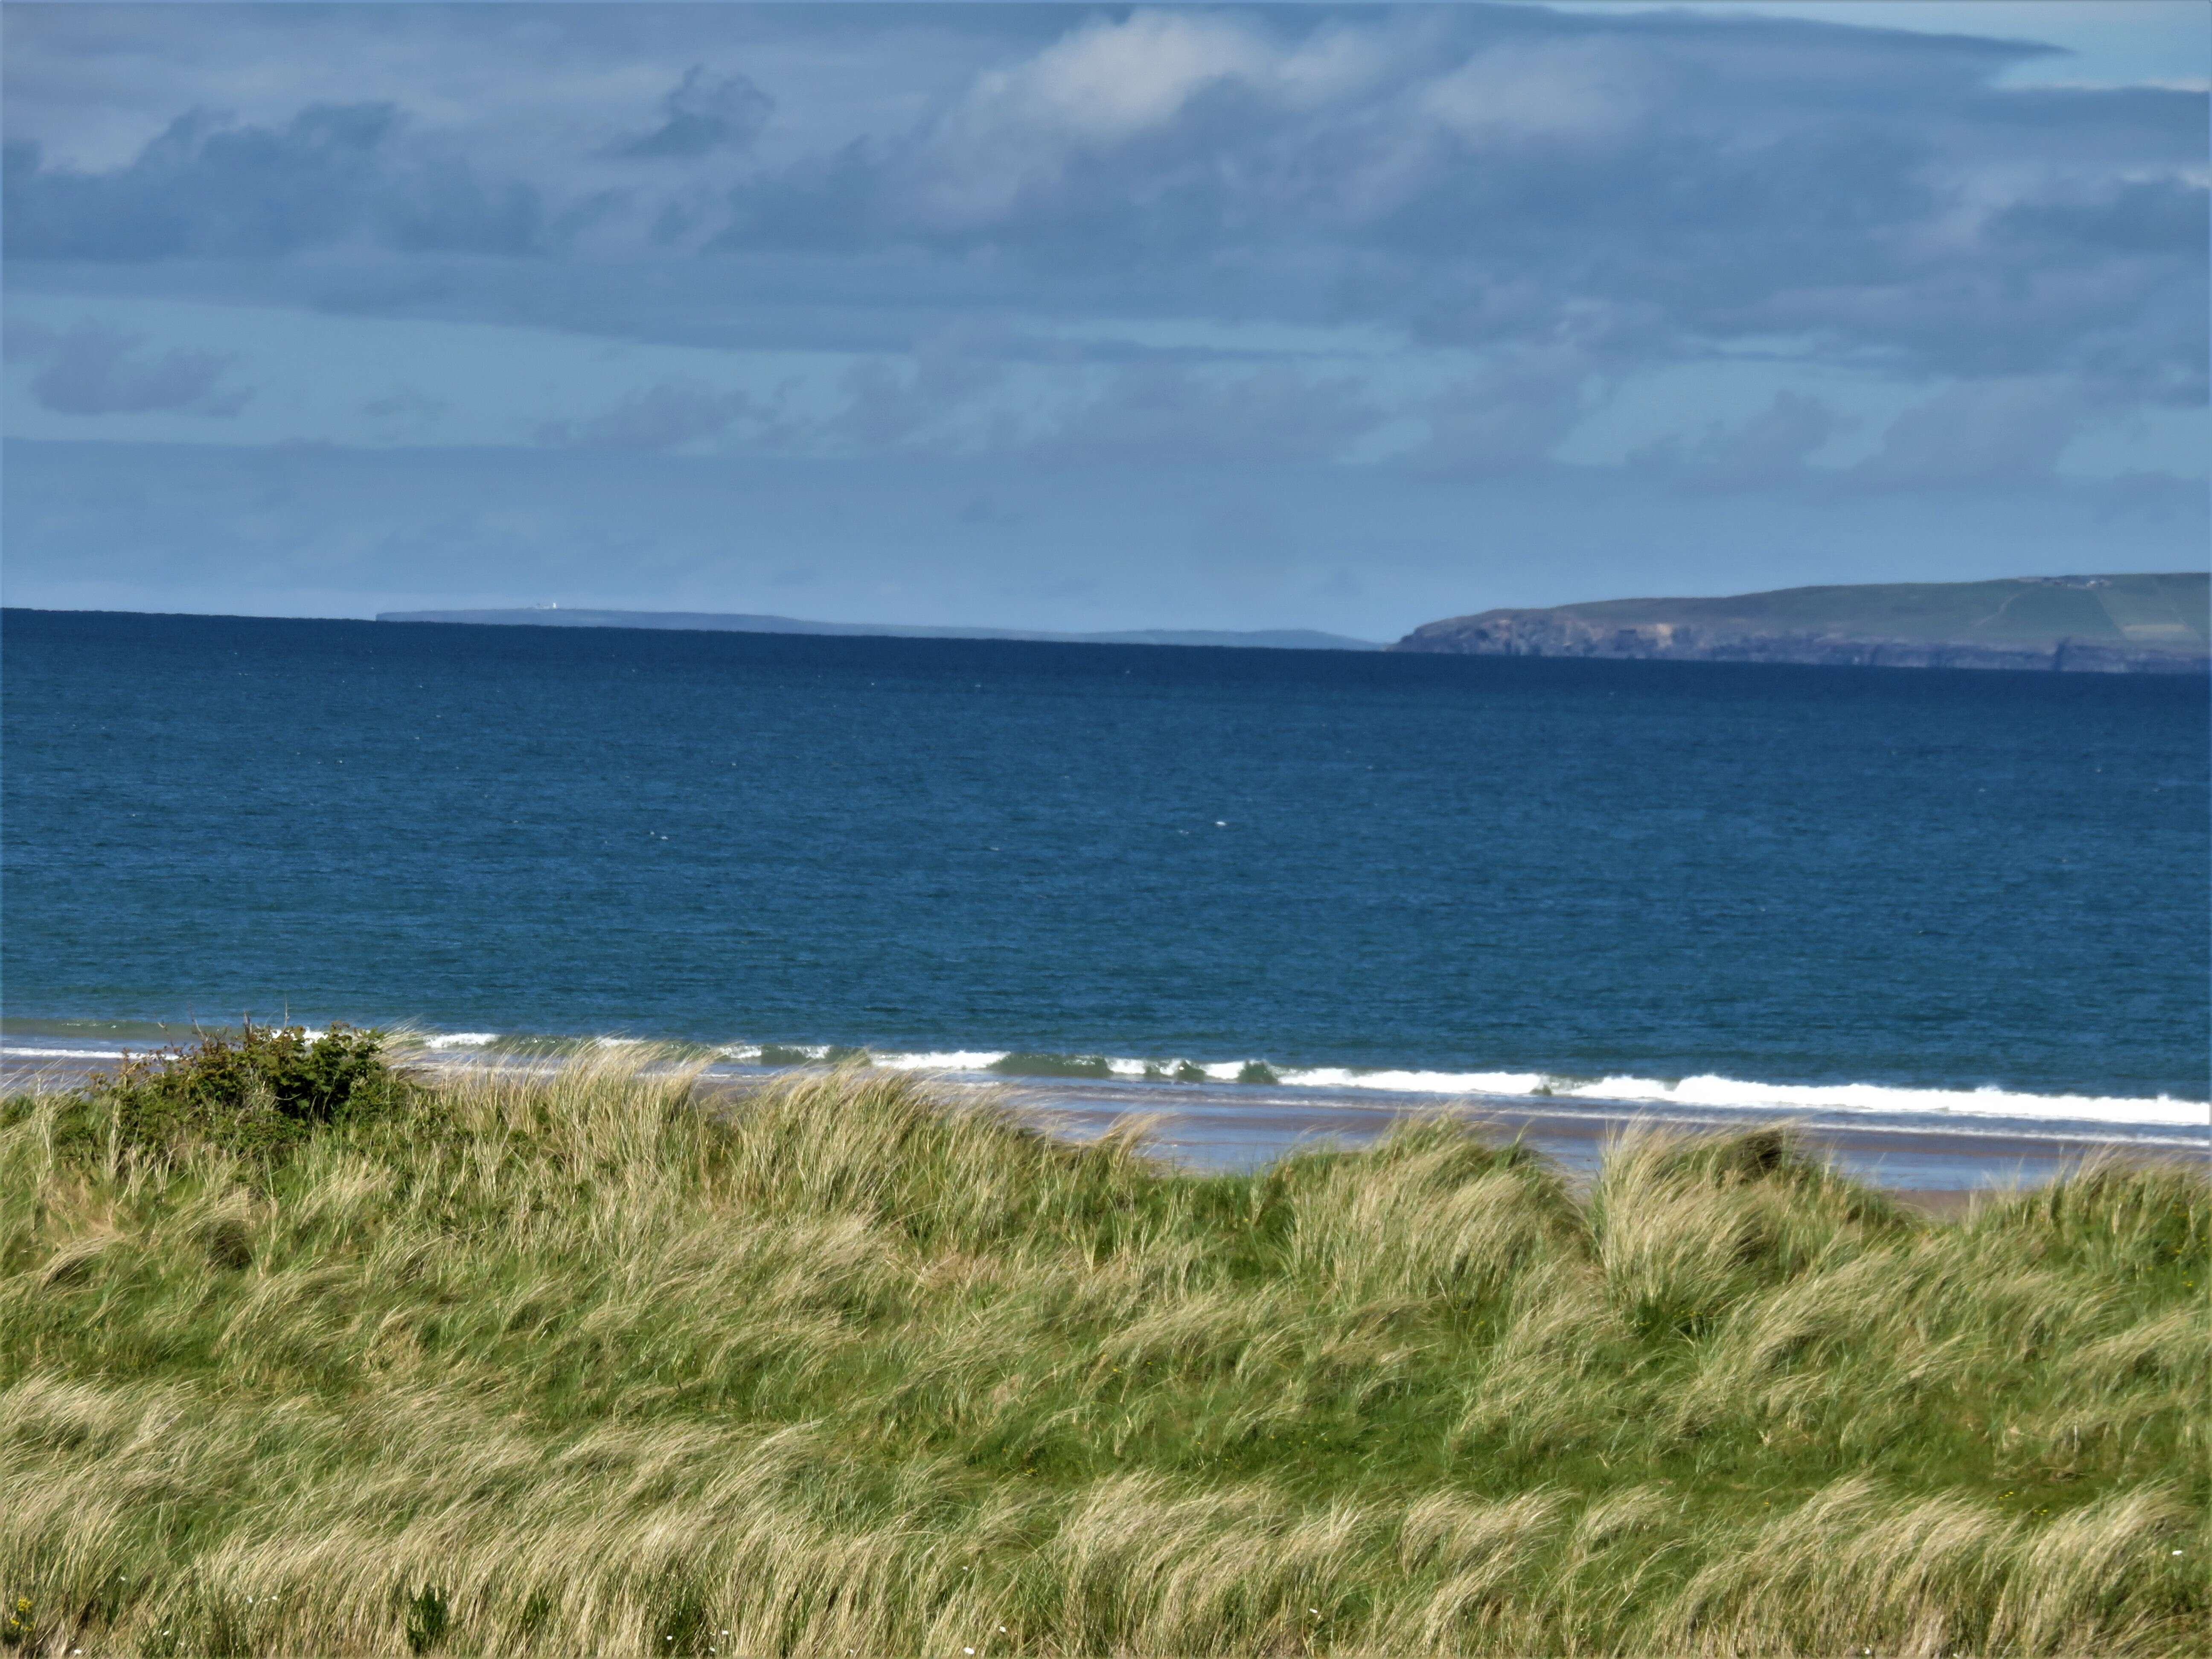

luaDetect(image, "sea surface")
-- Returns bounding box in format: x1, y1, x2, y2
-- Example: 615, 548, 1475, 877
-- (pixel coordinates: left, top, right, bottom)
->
4, 608, 2206, 1174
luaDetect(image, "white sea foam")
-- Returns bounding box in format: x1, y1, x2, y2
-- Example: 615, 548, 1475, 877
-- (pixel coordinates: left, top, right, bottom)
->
3, 1027, 346, 1062
1278, 1067, 1548, 1096
423, 1032, 501, 1050
840, 1049, 2207, 1131
872, 1050, 1009, 1072
1284, 1065, 2206, 1129
1545, 1074, 2208, 1129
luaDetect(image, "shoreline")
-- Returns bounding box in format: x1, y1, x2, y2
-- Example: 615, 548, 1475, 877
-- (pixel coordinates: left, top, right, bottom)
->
9, 1042, 2199, 1194
6, 1027, 2203, 1128
965, 1073, 2204, 1190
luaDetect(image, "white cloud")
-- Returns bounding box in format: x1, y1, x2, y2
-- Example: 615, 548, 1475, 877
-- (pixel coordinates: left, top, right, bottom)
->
912, 12, 1272, 223
909, 9, 1411, 226
975, 12, 1269, 146
1851, 377, 2093, 488
1420, 38, 1654, 144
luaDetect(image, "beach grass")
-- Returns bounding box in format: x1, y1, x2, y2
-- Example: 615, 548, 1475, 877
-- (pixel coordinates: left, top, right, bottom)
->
1, 1047, 2205, 1656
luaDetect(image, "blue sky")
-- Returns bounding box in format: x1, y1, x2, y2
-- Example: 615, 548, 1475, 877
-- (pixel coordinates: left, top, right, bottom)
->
4, 2, 2205, 637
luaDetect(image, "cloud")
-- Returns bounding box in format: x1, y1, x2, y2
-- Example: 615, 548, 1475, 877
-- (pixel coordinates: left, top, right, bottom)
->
13, 8, 2203, 386
361, 386, 450, 438
3, 319, 59, 364
15, 320, 250, 416
1418, 36, 1653, 145
1993, 173, 2210, 261
3, 103, 543, 259
517, 340, 1380, 467
1406, 346, 1601, 476
1849, 378, 2093, 489
713, 6, 2204, 395
1031, 364, 1382, 467
970, 12, 1276, 145
532, 380, 755, 451
825, 324, 1010, 453
3, 3, 2203, 474
909, 11, 1278, 223
610, 67, 773, 161
1633, 390, 1851, 490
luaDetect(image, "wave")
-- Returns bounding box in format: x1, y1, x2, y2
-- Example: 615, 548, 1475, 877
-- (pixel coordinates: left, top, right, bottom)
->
706, 1045, 2203, 1131
1267, 1067, 2204, 1131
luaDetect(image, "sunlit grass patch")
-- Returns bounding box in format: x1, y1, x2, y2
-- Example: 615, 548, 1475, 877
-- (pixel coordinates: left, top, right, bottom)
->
1, 1051, 2203, 1655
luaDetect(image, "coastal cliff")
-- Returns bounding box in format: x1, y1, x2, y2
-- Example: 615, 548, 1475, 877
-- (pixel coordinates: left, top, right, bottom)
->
1391, 573, 2210, 673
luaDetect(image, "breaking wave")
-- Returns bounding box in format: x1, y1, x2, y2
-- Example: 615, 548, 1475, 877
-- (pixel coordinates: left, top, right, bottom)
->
706, 1045, 2204, 1131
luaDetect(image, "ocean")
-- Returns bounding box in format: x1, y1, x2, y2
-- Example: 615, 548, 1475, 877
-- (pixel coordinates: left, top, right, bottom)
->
4, 608, 2205, 1173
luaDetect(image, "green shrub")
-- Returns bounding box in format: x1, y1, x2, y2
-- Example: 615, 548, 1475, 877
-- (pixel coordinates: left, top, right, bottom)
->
90, 1022, 406, 1164
405, 1585, 449, 1655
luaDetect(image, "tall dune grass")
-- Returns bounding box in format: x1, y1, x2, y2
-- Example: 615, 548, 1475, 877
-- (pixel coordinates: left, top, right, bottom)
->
1, 1053, 2204, 1655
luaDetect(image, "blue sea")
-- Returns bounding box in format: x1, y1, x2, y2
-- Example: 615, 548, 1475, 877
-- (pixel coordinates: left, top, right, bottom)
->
4, 608, 2206, 1163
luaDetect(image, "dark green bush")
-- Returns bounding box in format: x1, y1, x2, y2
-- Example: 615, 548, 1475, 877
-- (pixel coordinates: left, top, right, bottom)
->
91, 1022, 407, 1163
405, 1585, 450, 1655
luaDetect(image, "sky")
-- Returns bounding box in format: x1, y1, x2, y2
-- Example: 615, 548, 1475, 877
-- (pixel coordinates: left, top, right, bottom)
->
3, 2, 2206, 638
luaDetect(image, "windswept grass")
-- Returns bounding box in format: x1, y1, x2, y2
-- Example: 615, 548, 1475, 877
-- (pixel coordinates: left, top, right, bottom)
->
1, 1053, 2204, 1655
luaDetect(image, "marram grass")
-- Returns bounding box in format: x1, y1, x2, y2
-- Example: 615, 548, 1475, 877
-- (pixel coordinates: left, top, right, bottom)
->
1, 1054, 2205, 1656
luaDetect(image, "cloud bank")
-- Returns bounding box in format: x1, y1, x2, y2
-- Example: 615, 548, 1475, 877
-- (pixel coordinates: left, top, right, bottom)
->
2, 3, 2203, 625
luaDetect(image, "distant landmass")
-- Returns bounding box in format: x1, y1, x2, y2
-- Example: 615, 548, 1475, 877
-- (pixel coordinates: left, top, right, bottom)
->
376, 608, 1379, 652
1391, 574, 2209, 673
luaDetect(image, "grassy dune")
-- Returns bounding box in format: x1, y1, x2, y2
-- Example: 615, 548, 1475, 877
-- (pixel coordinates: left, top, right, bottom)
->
1, 1053, 2205, 1656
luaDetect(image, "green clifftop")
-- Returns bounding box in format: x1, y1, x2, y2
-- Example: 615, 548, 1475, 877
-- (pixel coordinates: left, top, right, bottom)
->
1393, 573, 2209, 672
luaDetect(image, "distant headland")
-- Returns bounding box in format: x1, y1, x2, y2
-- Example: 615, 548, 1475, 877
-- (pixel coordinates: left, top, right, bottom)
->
1391, 573, 2209, 673
376, 607, 1380, 653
